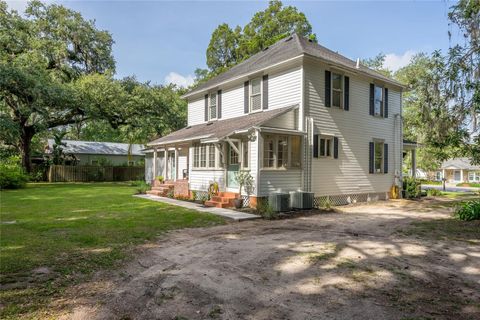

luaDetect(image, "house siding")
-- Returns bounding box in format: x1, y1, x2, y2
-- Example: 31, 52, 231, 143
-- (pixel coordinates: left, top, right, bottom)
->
258, 169, 303, 196
186, 66, 302, 126
305, 59, 402, 196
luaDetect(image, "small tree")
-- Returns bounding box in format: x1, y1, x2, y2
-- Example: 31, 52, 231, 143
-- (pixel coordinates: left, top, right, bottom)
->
234, 171, 254, 197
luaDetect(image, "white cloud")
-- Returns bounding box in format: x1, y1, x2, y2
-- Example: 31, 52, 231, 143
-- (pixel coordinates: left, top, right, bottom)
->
383, 50, 416, 72
164, 72, 194, 88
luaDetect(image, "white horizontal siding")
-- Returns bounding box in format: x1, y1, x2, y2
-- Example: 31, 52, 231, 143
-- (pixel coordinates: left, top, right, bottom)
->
305, 59, 402, 196
268, 66, 301, 110
187, 97, 204, 126
263, 109, 297, 130
187, 66, 302, 124
189, 170, 226, 191
258, 170, 303, 196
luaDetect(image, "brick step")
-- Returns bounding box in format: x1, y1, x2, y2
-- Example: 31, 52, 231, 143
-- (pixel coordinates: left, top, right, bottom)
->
204, 200, 233, 208
211, 195, 236, 203
146, 190, 167, 196
151, 185, 174, 191
218, 192, 239, 198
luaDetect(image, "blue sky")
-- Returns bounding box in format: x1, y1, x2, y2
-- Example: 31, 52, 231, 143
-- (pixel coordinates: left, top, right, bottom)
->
7, 1, 458, 86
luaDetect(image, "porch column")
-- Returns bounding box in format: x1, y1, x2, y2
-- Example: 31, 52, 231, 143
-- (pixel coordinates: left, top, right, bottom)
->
164, 148, 168, 180
460, 169, 464, 183
174, 147, 178, 181
442, 169, 446, 181
411, 149, 416, 179
153, 147, 157, 180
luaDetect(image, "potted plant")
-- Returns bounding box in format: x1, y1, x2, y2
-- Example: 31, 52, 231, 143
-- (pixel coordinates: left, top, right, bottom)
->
233, 171, 254, 209
156, 175, 164, 185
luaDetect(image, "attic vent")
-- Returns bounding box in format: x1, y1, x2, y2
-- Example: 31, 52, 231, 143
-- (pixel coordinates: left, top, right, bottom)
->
284, 36, 293, 42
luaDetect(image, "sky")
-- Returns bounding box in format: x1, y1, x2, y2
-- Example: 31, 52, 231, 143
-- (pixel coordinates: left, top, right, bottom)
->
6, 0, 458, 87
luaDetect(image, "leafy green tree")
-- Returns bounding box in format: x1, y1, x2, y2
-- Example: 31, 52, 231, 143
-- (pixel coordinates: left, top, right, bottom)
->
361, 53, 392, 78
0, 1, 114, 171
205, 0, 316, 74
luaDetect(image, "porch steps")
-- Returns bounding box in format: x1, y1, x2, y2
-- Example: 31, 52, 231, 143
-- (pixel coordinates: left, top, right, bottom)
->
205, 192, 239, 208
146, 183, 174, 197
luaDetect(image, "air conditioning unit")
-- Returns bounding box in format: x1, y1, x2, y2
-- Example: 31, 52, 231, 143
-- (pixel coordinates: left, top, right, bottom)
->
268, 192, 290, 212
290, 191, 315, 209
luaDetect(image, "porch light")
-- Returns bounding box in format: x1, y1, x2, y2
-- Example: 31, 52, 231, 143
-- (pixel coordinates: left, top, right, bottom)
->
248, 132, 257, 142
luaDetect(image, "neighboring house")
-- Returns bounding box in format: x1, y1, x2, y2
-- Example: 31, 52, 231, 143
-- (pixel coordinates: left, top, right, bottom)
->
436, 158, 480, 183
145, 33, 411, 206
46, 140, 145, 166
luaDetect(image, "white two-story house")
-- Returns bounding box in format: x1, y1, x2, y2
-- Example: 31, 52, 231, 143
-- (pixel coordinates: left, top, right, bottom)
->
145, 33, 408, 207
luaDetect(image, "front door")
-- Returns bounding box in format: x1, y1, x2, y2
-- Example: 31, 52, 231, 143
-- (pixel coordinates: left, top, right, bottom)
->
168, 151, 176, 180
226, 141, 240, 188
454, 170, 461, 182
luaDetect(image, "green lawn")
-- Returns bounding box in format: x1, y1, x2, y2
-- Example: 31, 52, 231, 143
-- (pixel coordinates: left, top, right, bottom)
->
0, 183, 225, 319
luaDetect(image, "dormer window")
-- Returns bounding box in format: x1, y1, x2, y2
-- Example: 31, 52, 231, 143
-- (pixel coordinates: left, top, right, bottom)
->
209, 92, 217, 120
250, 78, 262, 112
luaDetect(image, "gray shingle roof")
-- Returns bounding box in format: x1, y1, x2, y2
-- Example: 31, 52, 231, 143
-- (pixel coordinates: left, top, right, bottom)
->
148, 105, 298, 146
46, 140, 145, 156
186, 33, 403, 97
440, 158, 480, 170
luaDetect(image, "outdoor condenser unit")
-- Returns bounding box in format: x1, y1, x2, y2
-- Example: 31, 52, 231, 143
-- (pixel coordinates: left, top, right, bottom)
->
268, 192, 290, 212
290, 191, 315, 209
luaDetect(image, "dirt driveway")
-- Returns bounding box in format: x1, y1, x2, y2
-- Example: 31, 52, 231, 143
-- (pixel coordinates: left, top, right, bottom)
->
65, 199, 480, 320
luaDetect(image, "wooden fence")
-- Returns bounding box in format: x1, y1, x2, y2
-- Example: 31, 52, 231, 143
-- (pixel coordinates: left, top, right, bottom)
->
48, 165, 145, 182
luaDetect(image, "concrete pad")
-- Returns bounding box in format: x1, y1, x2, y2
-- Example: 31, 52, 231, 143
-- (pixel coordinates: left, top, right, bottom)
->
134, 194, 260, 221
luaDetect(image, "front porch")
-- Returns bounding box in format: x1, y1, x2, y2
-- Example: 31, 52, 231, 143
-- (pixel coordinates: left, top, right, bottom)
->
144, 105, 305, 207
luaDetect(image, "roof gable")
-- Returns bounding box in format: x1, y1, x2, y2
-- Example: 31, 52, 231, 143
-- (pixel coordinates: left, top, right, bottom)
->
184, 33, 403, 98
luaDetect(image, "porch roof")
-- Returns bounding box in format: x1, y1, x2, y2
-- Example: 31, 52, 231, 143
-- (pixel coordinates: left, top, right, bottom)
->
440, 158, 480, 170
147, 105, 298, 147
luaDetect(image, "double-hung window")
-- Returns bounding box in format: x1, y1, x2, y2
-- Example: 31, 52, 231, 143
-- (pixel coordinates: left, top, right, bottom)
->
319, 136, 332, 157
263, 137, 275, 168
331, 72, 343, 108
374, 141, 384, 173
200, 145, 207, 168
250, 78, 262, 112
277, 136, 288, 168
209, 93, 217, 120
374, 85, 384, 117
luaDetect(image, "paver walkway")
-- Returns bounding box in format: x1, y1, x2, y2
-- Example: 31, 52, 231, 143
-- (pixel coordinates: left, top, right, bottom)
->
135, 194, 260, 221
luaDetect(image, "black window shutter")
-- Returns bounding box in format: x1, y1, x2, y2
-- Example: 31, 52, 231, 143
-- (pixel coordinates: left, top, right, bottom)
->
313, 134, 319, 158
262, 75, 268, 110
217, 90, 222, 119
384, 143, 389, 174
344, 76, 349, 111
244, 81, 249, 113
384, 88, 388, 118
333, 137, 339, 159
369, 142, 374, 173
325, 70, 331, 107
204, 94, 209, 121
369, 84, 374, 116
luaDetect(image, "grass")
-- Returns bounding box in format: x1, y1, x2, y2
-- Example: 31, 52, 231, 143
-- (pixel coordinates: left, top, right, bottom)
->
0, 183, 225, 319
399, 218, 480, 243
457, 182, 480, 188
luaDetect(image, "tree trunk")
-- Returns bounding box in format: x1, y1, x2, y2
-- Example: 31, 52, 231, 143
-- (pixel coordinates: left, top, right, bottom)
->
19, 127, 35, 173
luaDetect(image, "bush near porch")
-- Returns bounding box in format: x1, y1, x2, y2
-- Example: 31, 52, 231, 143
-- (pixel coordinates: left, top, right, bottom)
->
0, 183, 225, 319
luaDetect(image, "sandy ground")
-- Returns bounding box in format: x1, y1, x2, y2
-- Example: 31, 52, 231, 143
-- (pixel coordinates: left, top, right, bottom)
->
62, 199, 480, 320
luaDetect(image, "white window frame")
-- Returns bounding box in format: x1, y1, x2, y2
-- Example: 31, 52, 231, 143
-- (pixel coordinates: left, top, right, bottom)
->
373, 140, 384, 174
319, 136, 333, 158
249, 77, 262, 113
262, 134, 302, 170
374, 85, 384, 117
331, 72, 344, 109
192, 143, 219, 170
208, 92, 217, 121
241, 141, 249, 169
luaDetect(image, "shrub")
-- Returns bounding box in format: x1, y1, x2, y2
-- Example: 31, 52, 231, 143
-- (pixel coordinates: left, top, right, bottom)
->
256, 198, 277, 220
167, 189, 174, 198
134, 181, 151, 194
403, 177, 421, 199
0, 156, 29, 189
191, 190, 198, 201
455, 200, 480, 221
427, 188, 443, 196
